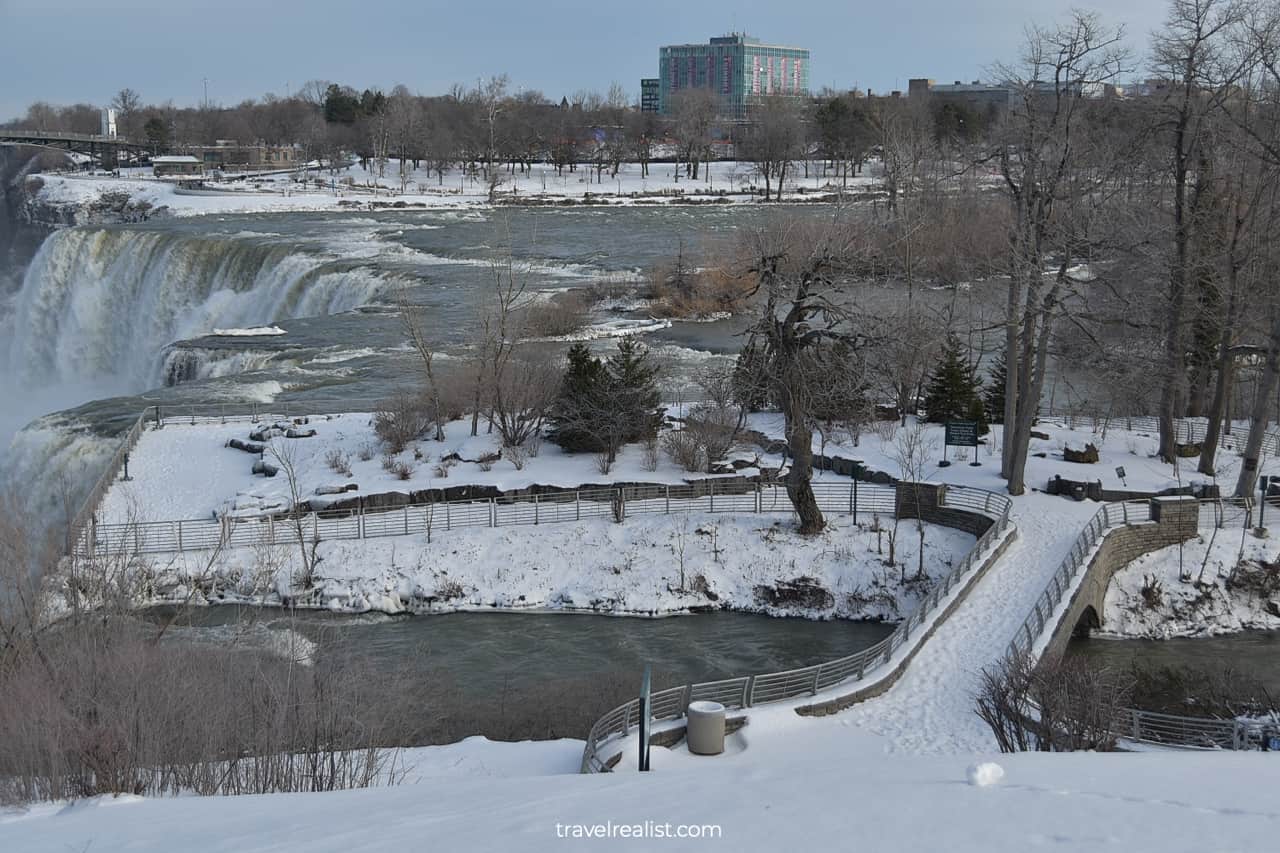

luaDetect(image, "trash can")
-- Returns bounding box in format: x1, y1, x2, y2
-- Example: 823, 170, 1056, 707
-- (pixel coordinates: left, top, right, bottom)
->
686, 701, 726, 755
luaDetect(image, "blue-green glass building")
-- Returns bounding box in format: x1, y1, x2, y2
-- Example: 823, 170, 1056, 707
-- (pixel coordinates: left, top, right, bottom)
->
658, 34, 810, 119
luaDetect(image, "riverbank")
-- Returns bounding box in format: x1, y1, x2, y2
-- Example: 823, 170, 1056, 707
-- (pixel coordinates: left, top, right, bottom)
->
127, 510, 974, 620
24, 158, 881, 225
1102, 533, 1280, 639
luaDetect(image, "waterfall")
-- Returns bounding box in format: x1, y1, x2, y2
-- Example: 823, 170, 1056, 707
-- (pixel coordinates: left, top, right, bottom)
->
3, 226, 390, 389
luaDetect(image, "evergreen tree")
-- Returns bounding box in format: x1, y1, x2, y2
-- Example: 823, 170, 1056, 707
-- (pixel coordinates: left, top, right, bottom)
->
923, 335, 983, 424
547, 340, 665, 460
604, 338, 664, 445
546, 343, 607, 452
983, 348, 1007, 425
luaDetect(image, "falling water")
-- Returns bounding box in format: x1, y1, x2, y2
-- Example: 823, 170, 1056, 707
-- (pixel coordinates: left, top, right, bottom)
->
3, 226, 391, 388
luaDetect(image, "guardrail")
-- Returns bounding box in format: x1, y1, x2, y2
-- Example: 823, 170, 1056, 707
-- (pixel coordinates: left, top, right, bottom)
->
80, 478, 899, 557
1007, 496, 1265, 750
579, 486, 1013, 772
1037, 409, 1280, 457
66, 400, 418, 555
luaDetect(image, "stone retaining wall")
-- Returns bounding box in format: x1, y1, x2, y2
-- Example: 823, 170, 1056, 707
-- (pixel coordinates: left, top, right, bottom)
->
1039, 496, 1199, 659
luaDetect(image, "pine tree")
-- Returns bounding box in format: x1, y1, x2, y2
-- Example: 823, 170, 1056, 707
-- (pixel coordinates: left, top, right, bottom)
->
983, 348, 1007, 425
546, 343, 607, 452
923, 335, 983, 424
604, 338, 664, 446
547, 340, 665, 459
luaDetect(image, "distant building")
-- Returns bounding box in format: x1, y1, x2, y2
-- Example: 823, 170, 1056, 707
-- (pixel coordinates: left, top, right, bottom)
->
640, 78, 660, 113
657, 33, 810, 119
152, 155, 202, 177
100, 108, 117, 139
183, 141, 300, 172
909, 78, 1014, 121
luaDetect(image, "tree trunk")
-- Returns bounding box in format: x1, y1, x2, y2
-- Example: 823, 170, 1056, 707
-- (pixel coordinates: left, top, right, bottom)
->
1234, 310, 1280, 498
1199, 266, 1240, 476
781, 381, 824, 534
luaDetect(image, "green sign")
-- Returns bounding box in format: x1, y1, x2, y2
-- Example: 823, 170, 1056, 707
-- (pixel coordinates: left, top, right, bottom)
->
945, 421, 979, 447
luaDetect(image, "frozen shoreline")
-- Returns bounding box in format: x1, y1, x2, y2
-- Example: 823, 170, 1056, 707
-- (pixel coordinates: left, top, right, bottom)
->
28, 159, 882, 223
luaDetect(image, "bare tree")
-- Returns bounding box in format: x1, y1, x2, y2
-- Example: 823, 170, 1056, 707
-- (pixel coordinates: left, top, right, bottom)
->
668, 89, 718, 181
992, 11, 1129, 495
741, 96, 803, 201
742, 217, 862, 533
398, 287, 449, 441
268, 440, 316, 589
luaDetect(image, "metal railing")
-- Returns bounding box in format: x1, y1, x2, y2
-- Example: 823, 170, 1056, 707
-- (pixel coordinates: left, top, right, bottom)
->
67, 400, 421, 555
1007, 496, 1264, 750
579, 486, 1014, 772
1037, 410, 1280, 458
80, 480, 900, 558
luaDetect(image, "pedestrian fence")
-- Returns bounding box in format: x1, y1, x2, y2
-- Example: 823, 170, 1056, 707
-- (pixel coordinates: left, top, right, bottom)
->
79, 479, 901, 558
579, 486, 1013, 772
1037, 409, 1280, 458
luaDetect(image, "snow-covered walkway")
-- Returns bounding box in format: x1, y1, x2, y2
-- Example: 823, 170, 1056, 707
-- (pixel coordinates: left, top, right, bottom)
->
833, 492, 1097, 753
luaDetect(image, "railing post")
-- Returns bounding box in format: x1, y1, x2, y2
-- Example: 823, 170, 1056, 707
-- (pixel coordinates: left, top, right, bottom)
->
403, 506, 409, 536
744, 675, 755, 707
665, 486, 670, 514
177, 520, 183, 552
445, 501, 450, 531
812, 665, 821, 695
709, 479, 715, 513
491, 498, 497, 527
576, 491, 580, 521
534, 493, 539, 525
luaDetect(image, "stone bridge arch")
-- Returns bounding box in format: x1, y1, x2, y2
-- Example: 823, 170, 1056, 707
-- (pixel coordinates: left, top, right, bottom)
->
1042, 497, 1199, 659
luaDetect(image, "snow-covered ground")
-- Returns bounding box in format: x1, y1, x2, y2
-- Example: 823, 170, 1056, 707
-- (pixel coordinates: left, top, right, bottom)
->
32, 159, 878, 220
156, 511, 973, 618
101, 411, 1250, 527
99, 412, 769, 524
1104, 532, 1280, 638
4, 746, 1277, 852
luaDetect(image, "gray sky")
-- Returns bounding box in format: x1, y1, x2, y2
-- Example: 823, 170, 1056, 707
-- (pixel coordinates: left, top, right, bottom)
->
0, 0, 1169, 120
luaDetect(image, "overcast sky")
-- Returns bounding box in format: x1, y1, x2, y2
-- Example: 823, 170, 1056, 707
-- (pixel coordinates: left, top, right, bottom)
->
0, 0, 1170, 120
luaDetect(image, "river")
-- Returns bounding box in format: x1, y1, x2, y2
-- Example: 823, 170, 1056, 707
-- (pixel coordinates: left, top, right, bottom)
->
156, 606, 894, 698
1068, 630, 1280, 701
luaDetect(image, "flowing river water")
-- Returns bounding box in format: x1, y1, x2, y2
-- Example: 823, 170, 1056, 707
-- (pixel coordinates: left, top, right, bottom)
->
2, 187, 1275, 723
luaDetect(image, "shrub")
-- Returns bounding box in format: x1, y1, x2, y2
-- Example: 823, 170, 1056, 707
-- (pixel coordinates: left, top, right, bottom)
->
663, 429, 705, 473
373, 390, 432, 453
324, 449, 352, 477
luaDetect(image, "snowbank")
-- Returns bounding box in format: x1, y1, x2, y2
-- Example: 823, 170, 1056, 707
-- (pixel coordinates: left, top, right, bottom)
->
32, 159, 881, 221
3, 750, 1276, 852
153, 511, 973, 619
1104, 533, 1280, 638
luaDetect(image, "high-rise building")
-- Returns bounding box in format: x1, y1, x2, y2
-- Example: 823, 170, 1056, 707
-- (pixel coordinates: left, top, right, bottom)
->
658, 33, 810, 119
640, 78, 660, 113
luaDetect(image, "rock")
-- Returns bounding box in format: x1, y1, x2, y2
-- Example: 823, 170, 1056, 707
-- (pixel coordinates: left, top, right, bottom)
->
1266, 600, 1280, 618
314, 483, 358, 496
1030, 430, 1050, 440
1176, 442, 1201, 458
285, 428, 317, 438
753, 576, 834, 610
1063, 443, 1100, 464
226, 438, 265, 454
251, 460, 278, 477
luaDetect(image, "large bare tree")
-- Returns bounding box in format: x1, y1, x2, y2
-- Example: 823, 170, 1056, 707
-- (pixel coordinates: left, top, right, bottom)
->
992, 11, 1129, 495
742, 217, 862, 533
